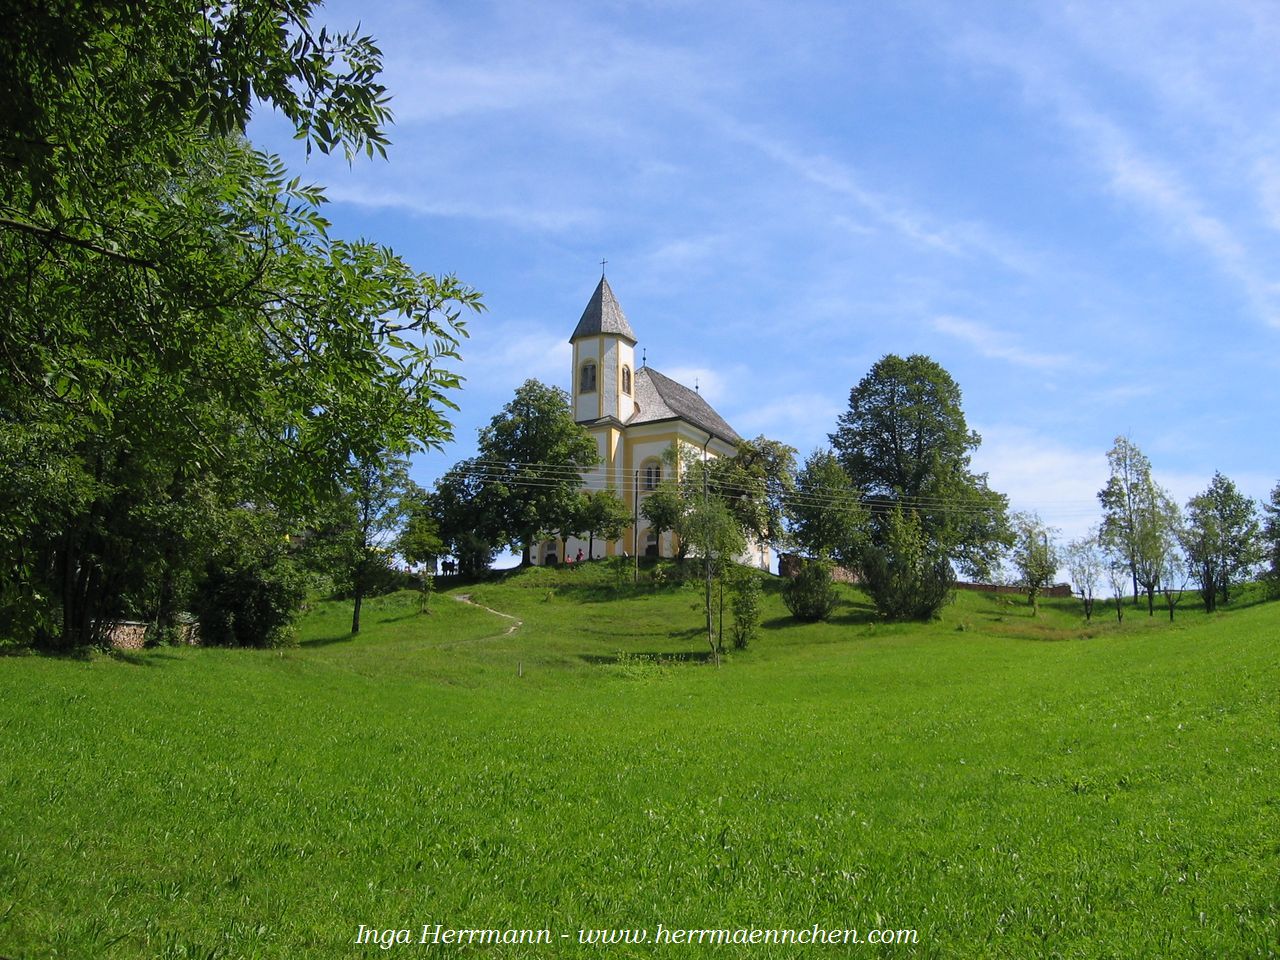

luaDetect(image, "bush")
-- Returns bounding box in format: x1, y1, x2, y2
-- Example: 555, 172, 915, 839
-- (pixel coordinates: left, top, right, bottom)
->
730, 572, 763, 648
192, 549, 306, 648
860, 506, 954, 620
783, 560, 839, 622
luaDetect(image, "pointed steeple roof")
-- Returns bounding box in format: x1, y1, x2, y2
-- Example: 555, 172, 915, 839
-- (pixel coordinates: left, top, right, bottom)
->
570, 276, 637, 344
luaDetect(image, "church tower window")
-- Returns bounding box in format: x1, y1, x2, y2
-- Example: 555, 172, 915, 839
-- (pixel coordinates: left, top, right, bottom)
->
622, 365, 632, 395
579, 360, 597, 393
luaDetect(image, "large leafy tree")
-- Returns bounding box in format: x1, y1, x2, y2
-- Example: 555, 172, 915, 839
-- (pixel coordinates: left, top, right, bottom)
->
574, 489, 633, 559
708, 435, 797, 552
428, 460, 500, 578
0, 3, 482, 646
786, 448, 868, 566
829, 354, 1009, 598
1182, 472, 1261, 612
476, 380, 599, 566
1264, 482, 1280, 595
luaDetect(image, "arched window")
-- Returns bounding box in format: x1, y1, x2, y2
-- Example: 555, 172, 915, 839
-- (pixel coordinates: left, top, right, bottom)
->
621, 365, 632, 395
645, 531, 659, 558
642, 459, 662, 491
579, 360, 597, 393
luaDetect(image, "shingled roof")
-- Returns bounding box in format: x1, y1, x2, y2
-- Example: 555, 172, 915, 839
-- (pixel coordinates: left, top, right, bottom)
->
630, 367, 741, 445
570, 276, 637, 343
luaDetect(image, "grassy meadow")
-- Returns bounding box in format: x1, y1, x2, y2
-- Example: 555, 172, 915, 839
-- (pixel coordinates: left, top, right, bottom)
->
1, 562, 1277, 958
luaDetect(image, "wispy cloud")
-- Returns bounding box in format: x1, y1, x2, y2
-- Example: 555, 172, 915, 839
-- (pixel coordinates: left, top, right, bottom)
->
718, 118, 1043, 276
952, 26, 1280, 327
933, 315, 1070, 370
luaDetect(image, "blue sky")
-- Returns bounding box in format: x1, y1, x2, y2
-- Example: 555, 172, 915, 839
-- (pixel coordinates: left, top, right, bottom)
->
253, 0, 1280, 549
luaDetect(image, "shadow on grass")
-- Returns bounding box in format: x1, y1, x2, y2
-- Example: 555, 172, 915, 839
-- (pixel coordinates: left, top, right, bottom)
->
300, 632, 357, 648
105, 649, 186, 666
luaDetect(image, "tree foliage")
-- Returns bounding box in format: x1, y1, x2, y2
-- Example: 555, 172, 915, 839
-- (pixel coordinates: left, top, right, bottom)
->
1098, 436, 1153, 603
1264, 482, 1280, 597
426, 460, 499, 578
708, 435, 797, 551
860, 505, 954, 620
476, 380, 599, 566
1010, 512, 1060, 617
782, 559, 840, 622
574, 489, 632, 559
0, 3, 482, 647
830, 354, 1009, 582
1064, 533, 1103, 621
787, 449, 868, 566
1181, 472, 1261, 612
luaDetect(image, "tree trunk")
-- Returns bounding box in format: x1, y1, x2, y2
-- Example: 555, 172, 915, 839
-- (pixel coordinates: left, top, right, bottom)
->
351, 588, 363, 634
521, 539, 533, 567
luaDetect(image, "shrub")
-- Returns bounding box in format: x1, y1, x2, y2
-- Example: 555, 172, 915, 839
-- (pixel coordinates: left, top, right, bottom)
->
783, 560, 839, 622
192, 549, 306, 648
860, 506, 953, 620
730, 572, 763, 648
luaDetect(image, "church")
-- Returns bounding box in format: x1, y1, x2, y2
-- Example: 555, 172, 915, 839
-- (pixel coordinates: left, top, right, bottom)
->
534, 276, 769, 569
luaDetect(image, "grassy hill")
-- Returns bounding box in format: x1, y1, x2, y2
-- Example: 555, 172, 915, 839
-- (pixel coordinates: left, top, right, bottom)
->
1, 562, 1276, 958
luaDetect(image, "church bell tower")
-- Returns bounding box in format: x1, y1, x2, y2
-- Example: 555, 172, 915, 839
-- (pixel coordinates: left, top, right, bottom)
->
568, 276, 637, 424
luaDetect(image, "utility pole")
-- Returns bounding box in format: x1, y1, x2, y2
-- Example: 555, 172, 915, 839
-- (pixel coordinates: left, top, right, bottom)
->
702, 434, 716, 665
633, 469, 639, 585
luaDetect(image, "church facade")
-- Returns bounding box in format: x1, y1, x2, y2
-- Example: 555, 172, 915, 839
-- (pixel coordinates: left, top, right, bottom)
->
535, 277, 769, 569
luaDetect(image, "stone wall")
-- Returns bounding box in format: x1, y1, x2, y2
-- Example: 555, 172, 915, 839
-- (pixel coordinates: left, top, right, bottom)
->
777, 554, 1072, 597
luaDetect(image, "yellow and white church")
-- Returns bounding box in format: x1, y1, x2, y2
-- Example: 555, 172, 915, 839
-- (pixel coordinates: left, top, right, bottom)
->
534, 276, 770, 570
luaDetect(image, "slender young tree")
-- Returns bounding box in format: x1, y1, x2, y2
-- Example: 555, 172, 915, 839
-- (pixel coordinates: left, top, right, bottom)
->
1010, 512, 1061, 617
1064, 532, 1104, 621
1098, 436, 1153, 604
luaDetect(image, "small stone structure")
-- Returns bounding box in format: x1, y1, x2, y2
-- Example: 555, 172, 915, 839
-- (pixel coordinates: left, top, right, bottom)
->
107, 621, 201, 650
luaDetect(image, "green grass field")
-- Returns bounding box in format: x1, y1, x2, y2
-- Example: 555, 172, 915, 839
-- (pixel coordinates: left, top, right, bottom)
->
1, 563, 1277, 958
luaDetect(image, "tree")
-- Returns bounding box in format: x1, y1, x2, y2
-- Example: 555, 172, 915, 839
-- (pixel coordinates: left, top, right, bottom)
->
309, 453, 417, 634
1098, 436, 1153, 603
860, 505, 954, 620
729, 571, 763, 649
640, 484, 684, 558
428, 460, 500, 578
787, 449, 868, 566
0, 4, 482, 647
1106, 563, 1128, 623
1264, 482, 1280, 597
477, 380, 599, 566
1064, 532, 1103, 621
1010, 512, 1060, 617
575, 489, 632, 559
1131, 484, 1181, 617
1182, 472, 1261, 612
681, 474, 747, 659
709, 436, 797, 553
1160, 548, 1191, 622
398, 500, 445, 613
830, 355, 1007, 618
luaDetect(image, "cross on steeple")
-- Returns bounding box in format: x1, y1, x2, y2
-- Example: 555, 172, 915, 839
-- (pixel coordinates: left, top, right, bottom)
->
599, 257, 608, 276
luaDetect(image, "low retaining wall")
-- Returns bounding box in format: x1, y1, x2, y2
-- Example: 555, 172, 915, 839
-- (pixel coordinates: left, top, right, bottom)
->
777, 554, 1072, 597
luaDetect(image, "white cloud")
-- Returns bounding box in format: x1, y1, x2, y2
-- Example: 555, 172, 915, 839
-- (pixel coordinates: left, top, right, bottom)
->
662, 366, 729, 406
732, 392, 842, 449
933, 315, 1070, 370
458, 322, 572, 396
